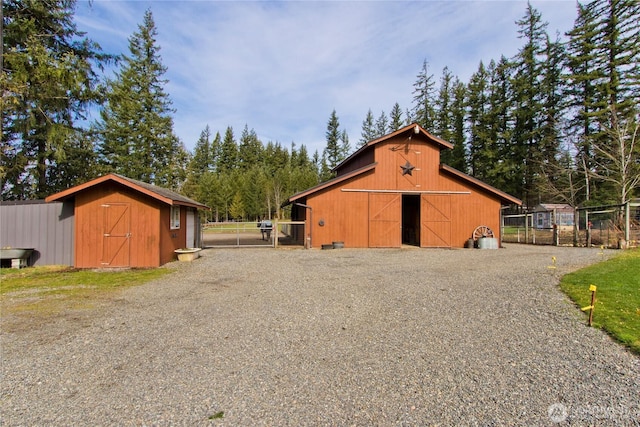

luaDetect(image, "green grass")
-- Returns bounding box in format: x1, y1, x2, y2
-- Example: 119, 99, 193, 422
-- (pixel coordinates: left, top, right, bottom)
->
1, 265, 173, 315
560, 249, 640, 354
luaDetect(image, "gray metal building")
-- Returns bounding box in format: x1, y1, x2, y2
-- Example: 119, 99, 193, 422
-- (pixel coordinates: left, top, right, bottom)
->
0, 200, 74, 266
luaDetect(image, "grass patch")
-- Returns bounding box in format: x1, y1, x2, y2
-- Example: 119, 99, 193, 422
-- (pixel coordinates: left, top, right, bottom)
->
1, 265, 173, 315
560, 249, 640, 354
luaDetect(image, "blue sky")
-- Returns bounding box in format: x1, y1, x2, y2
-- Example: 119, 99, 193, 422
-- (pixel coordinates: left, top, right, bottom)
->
75, 0, 579, 156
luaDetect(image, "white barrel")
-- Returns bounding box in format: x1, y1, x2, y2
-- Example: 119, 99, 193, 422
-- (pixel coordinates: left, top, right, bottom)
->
478, 237, 498, 249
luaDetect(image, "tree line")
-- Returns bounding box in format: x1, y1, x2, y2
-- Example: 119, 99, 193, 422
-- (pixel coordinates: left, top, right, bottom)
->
2, 0, 638, 221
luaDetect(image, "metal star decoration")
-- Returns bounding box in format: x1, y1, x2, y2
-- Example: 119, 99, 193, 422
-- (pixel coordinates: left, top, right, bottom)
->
400, 160, 415, 176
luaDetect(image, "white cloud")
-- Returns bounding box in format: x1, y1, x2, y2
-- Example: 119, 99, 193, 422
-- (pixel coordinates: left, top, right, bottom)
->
76, 0, 579, 155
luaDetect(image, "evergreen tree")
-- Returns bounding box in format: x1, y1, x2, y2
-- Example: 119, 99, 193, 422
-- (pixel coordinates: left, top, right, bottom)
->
564, 2, 601, 202
238, 125, 262, 169
229, 192, 245, 221
447, 78, 468, 172
412, 59, 436, 130
2, 0, 110, 199
182, 125, 212, 198
191, 125, 213, 175
340, 129, 351, 159
323, 110, 343, 173
97, 9, 186, 188
375, 111, 389, 138
587, 0, 640, 128
389, 103, 404, 131
360, 109, 376, 146
486, 57, 516, 194
511, 2, 548, 206
217, 126, 238, 173
434, 67, 454, 142
565, 0, 640, 203
210, 131, 221, 173
466, 61, 492, 180
537, 34, 565, 199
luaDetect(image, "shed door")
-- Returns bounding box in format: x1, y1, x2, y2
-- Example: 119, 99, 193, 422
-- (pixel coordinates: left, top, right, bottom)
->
369, 193, 401, 248
421, 194, 451, 248
101, 203, 131, 267
186, 209, 195, 248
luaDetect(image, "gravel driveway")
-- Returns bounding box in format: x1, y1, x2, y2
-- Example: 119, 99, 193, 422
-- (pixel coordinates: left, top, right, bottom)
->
1, 244, 639, 426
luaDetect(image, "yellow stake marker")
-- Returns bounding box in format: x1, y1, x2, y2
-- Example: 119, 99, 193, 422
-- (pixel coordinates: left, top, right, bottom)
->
582, 284, 597, 326
548, 256, 557, 269
599, 245, 604, 255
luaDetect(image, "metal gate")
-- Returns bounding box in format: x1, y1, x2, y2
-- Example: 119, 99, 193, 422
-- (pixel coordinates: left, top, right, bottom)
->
202, 221, 305, 248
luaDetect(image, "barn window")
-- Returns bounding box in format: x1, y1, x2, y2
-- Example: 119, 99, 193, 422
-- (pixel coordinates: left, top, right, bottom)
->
170, 206, 180, 229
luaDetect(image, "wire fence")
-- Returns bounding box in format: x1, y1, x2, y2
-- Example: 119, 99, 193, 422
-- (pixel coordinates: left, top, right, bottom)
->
502, 202, 640, 248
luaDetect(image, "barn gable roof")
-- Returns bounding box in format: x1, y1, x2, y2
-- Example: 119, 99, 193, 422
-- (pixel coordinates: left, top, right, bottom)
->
45, 173, 209, 210
335, 123, 453, 174
284, 163, 377, 206
285, 122, 521, 207
440, 164, 522, 206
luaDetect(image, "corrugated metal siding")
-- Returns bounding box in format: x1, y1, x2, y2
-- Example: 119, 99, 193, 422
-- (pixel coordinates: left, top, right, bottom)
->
0, 201, 74, 266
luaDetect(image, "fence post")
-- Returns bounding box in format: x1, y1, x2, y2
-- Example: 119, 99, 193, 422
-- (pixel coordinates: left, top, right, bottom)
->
625, 201, 630, 248
586, 210, 591, 248
274, 220, 278, 249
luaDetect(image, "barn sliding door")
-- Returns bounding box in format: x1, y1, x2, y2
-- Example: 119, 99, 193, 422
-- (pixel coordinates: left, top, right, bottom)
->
421, 194, 451, 248
369, 193, 401, 248
101, 203, 131, 267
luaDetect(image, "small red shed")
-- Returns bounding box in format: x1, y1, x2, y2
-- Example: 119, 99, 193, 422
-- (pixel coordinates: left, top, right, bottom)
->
285, 124, 522, 248
46, 174, 209, 268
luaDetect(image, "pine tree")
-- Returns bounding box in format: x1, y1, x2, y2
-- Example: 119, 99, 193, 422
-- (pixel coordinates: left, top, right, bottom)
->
486, 57, 516, 194
375, 111, 388, 138
217, 126, 238, 173
412, 59, 436, 130
389, 103, 404, 131
360, 109, 376, 146
537, 34, 565, 199
511, 2, 548, 207
97, 9, 186, 188
434, 67, 454, 142
447, 79, 468, 172
565, 0, 640, 203
238, 125, 263, 169
341, 129, 351, 159
2, 0, 110, 199
466, 61, 492, 180
182, 125, 212, 198
191, 126, 213, 175
323, 110, 343, 173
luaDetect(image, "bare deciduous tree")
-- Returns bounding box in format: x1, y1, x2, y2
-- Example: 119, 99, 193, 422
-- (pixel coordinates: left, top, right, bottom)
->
590, 111, 640, 205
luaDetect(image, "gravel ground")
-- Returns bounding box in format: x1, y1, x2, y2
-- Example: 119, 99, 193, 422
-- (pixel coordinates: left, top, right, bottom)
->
1, 244, 639, 426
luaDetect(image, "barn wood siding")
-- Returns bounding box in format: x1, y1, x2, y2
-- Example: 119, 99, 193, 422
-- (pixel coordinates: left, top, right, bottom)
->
74, 183, 162, 268
372, 140, 441, 191
435, 174, 503, 246
307, 173, 374, 248
0, 201, 74, 266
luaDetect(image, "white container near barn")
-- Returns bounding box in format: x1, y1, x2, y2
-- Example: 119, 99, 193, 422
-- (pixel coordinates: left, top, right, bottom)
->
478, 237, 498, 249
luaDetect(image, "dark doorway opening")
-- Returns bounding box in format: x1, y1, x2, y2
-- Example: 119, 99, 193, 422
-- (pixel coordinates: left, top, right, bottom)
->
402, 194, 420, 246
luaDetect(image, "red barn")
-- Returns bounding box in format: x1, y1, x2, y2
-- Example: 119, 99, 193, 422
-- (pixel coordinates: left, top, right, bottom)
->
46, 174, 209, 268
285, 124, 521, 248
